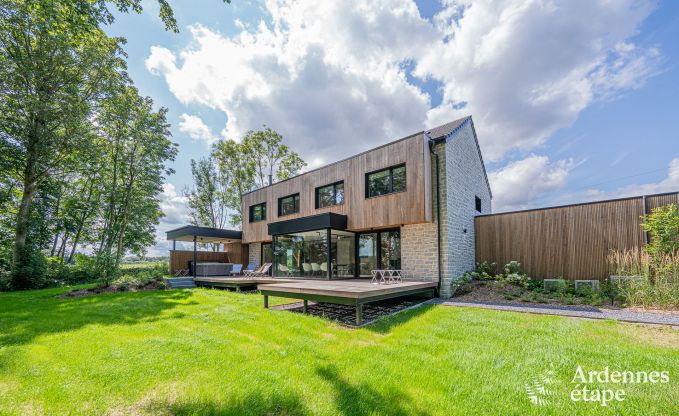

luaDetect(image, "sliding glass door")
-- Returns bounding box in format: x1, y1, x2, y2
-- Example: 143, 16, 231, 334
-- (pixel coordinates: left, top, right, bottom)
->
358, 234, 378, 277
357, 229, 401, 277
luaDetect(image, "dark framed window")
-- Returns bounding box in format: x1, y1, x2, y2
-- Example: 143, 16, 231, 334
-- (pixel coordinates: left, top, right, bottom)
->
249, 202, 266, 222
475, 196, 482, 212
278, 193, 300, 217
315, 181, 344, 208
365, 163, 406, 198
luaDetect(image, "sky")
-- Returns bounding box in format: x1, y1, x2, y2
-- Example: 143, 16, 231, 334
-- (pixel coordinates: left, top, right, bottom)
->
104, 0, 679, 256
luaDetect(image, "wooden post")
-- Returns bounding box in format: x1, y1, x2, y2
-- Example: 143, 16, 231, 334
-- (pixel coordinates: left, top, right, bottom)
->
356, 304, 363, 325
263, 295, 269, 309
192, 236, 197, 278
326, 228, 332, 280
303, 299, 308, 313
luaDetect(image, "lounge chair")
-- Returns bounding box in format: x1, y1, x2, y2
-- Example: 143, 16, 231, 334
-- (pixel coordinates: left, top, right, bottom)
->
244, 263, 272, 278
243, 264, 265, 277
243, 262, 258, 273
230, 264, 243, 276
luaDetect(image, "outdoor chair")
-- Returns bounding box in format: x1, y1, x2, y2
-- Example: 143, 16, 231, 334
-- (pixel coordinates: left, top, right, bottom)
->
302, 263, 313, 276
278, 264, 291, 276
320, 262, 328, 274
311, 263, 321, 275
243, 262, 258, 273
243, 264, 265, 277
245, 263, 272, 278
230, 264, 243, 276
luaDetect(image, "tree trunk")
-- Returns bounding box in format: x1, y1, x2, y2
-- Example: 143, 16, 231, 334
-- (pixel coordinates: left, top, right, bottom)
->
12, 149, 38, 269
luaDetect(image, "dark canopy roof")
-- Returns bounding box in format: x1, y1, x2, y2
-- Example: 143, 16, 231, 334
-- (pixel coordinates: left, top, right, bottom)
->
166, 225, 242, 243
268, 213, 347, 236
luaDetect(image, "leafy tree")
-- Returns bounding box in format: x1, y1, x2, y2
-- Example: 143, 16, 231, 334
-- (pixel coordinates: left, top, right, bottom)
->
211, 127, 306, 228
642, 204, 679, 257
184, 157, 230, 249
94, 86, 176, 283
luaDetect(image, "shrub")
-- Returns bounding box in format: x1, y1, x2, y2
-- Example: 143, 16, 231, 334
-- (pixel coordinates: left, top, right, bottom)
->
608, 248, 679, 309
112, 269, 168, 291
641, 204, 679, 257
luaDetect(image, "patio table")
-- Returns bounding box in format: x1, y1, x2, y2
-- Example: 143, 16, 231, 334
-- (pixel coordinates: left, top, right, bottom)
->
370, 269, 402, 285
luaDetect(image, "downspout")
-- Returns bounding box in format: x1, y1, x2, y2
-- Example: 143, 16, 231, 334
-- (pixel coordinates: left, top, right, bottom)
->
428, 137, 443, 296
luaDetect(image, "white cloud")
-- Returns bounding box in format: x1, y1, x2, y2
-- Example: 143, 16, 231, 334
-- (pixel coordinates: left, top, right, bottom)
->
489, 155, 574, 212
417, 0, 659, 161
177, 113, 217, 145
576, 158, 679, 202
145, 0, 661, 217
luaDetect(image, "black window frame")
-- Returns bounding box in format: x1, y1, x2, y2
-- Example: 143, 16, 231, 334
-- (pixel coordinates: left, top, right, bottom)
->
365, 163, 406, 198
475, 196, 482, 213
249, 202, 266, 223
277, 193, 300, 217
315, 180, 345, 209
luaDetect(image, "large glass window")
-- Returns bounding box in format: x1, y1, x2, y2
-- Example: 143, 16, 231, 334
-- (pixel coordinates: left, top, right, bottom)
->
249, 203, 266, 222
380, 230, 401, 269
366, 164, 406, 198
278, 193, 300, 217
358, 234, 378, 277
274, 230, 328, 277
358, 230, 401, 276
331, 230, 355, 277
315, 181, 344, 208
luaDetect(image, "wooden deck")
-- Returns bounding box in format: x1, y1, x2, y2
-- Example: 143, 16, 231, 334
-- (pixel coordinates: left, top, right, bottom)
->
259, 279, 438, 325
193, 276, 300, 290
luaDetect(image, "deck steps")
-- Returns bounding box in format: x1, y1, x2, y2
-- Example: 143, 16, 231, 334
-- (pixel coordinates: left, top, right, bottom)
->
166, 277, 196, 289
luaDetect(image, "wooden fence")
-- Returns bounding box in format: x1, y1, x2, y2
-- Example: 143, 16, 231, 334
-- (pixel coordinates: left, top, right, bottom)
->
475, 192, 678, 281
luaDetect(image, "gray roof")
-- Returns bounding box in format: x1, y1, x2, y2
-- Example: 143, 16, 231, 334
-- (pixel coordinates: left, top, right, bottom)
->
426, 116, 471, 140
166, 225, 242, 243
426, 116, 492, 199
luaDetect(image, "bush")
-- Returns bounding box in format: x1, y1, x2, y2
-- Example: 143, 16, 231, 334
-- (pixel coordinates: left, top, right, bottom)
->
111, 268, 168, 291
608, 249, 679, 309
11, 248, 47, 290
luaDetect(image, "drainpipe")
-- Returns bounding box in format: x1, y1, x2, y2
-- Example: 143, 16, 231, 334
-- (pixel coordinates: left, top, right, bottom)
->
268, 174, 273, 186
428, 137, 443, 296
642, 195, 650, 244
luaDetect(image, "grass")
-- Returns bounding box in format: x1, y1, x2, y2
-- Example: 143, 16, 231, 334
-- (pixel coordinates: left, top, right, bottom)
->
0, 287, 677, 415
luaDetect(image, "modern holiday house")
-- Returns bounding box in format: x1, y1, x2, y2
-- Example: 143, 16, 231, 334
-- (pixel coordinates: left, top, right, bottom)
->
239, 115, 491, 298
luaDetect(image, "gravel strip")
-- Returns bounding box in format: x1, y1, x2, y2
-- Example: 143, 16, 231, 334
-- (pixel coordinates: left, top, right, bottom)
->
437, 299, 679, 326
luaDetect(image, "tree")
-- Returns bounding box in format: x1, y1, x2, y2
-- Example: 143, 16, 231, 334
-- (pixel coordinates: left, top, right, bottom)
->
184, 157, 231, 250
0, 1, 128, 282
94, 86, 176, 282
642, 204, 679, 257
211, 127, 306, 229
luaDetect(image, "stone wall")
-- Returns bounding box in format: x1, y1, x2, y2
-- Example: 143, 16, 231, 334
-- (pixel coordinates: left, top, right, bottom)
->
400, 222, 438, 281
248, 242, 261, 266
438, 121, 492, 298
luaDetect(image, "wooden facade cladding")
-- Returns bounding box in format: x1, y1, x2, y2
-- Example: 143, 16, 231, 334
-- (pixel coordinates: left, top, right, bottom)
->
474, 192, 678, 281
241, 133, 433, 243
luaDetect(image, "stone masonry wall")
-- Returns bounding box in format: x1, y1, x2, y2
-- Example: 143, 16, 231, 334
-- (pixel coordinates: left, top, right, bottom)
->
439, 122, 492, 298
401, 222, 438, 281
248, 242, 261, 266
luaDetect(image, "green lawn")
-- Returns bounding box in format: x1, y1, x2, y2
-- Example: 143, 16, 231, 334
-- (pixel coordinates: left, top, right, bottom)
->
0, 287, 677, 415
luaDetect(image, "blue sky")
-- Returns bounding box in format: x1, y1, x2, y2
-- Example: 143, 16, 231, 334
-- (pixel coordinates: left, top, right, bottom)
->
104, 0, 678, 253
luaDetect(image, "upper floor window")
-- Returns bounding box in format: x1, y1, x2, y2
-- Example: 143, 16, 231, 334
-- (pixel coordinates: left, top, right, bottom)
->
249, 202, 266, 222
316, 181, 344, 208
365, 163, 406, 198
278, 193, 300, 217
475, 196, 482, 212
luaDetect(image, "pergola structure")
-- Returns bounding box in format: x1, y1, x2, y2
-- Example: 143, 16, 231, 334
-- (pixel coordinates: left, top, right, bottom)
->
166, 226, 243, 277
